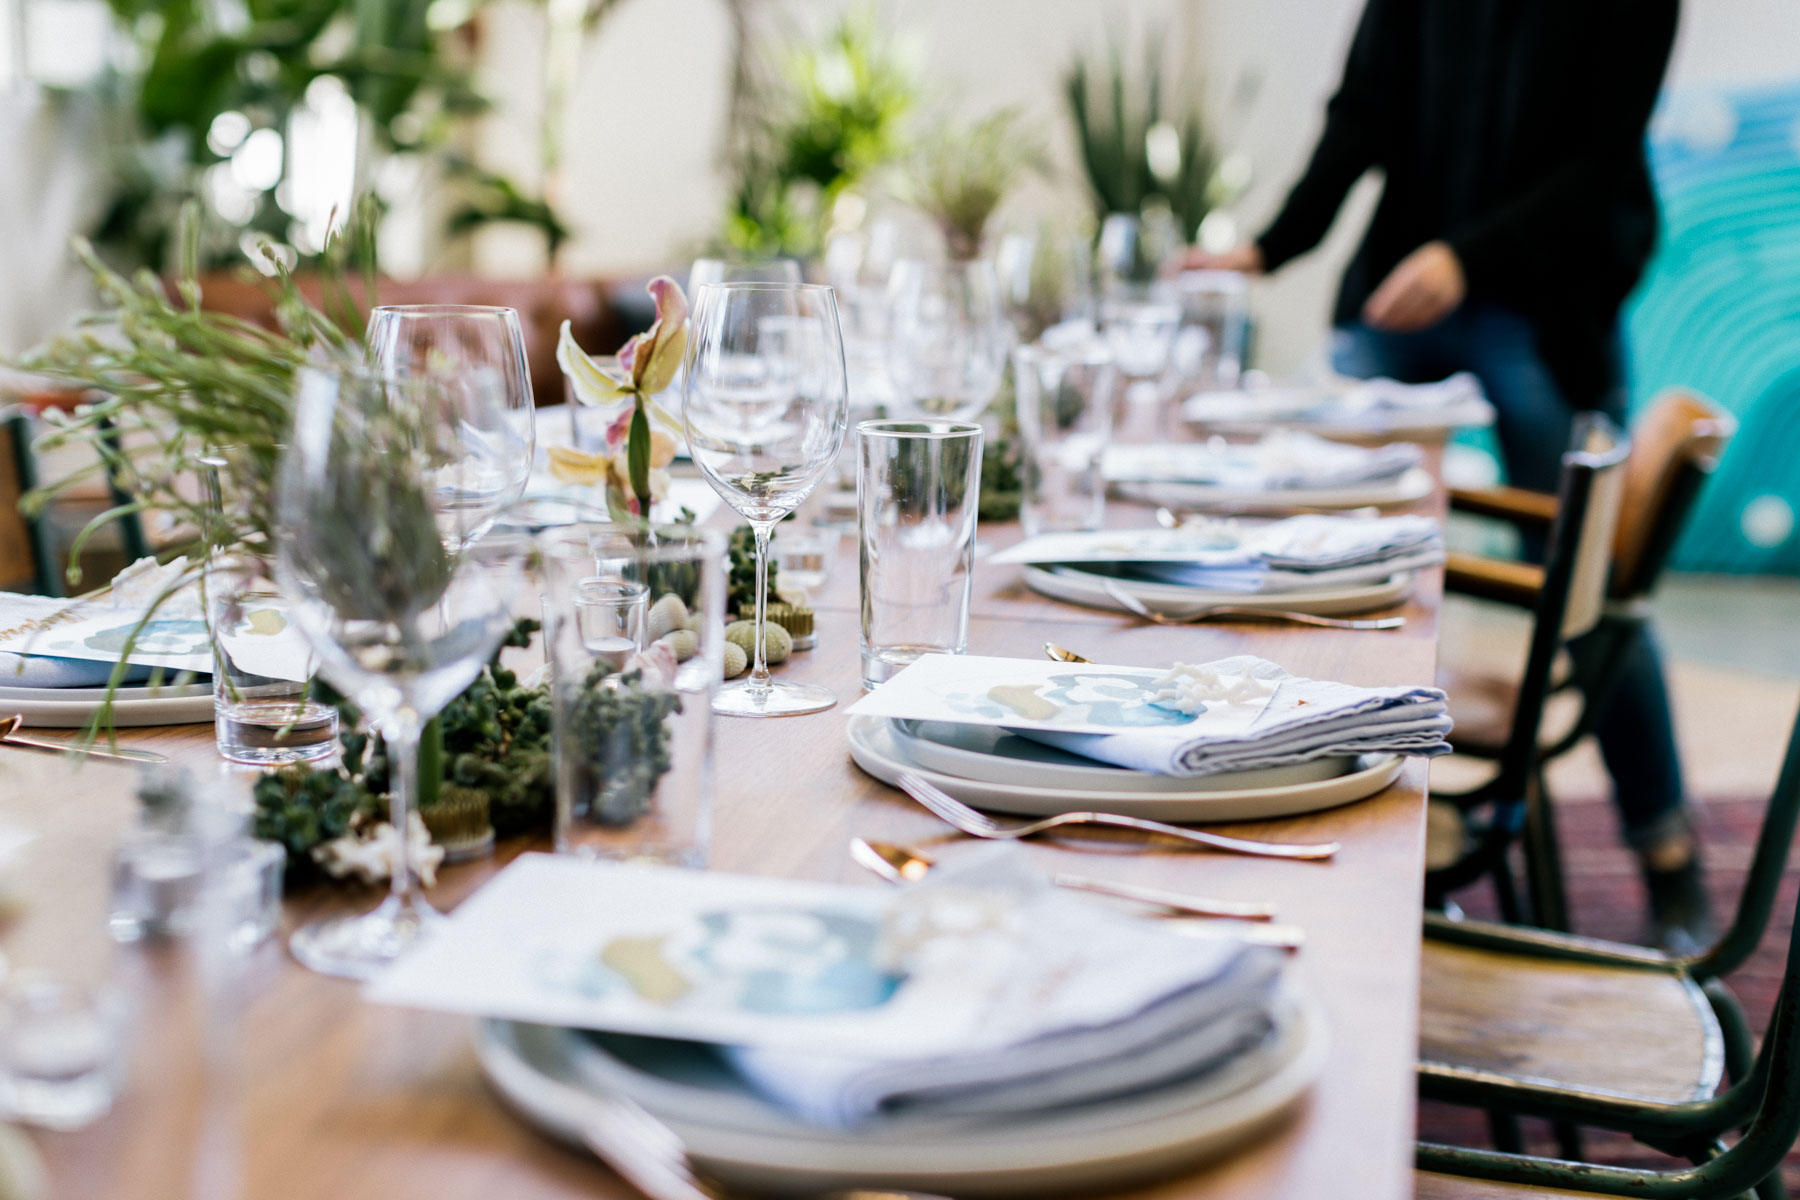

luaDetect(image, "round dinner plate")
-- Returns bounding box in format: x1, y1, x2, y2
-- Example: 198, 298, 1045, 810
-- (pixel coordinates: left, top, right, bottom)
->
1022, 563, 1414, 617
476, 994, 1325, 1198
1109, 465, 1435, 511
0, 681, 214, 728
1180, 392, 1492, 440
889, 718, 1354, 795
848, 715, 1403, 822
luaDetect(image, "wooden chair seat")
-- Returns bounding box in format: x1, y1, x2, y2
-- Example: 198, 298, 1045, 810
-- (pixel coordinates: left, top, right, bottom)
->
1420, 939, 1723, 1103
1415, 1170, 1617, 1198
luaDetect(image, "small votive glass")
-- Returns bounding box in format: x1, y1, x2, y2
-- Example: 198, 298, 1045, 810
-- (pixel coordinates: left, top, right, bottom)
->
0, 972, 128, 1131
774, 524, 839, 596
206, 550, 337, 765
543, 521, 724, 867
573, 579, 649, 672
857, 420, 984, 688
1013, 343, 1119, 537
109, 767, 284, 950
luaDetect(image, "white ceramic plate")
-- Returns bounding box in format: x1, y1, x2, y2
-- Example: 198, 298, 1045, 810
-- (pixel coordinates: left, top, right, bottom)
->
476, 994, 1324, 1198
848, 715, 1403, 822
0, 681, 214, 728
1109, 465, 1435, 511
889, 719, 1354, 795
1181, 392, 1492, 439
1023, 563, 1414, 617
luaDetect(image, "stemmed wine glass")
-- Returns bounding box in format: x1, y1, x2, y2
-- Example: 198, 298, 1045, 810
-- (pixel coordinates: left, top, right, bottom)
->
884, 259, 1009, 421
682, 283, 849, 717
366, 305, 536, 541
687, 257, 803, 296
276, 363, 531, 978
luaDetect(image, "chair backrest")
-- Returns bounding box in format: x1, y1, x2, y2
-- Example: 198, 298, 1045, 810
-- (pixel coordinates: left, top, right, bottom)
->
1610, 390, 1736, 600
1500, 415, 1631, 784
1553, 417, 1632, 641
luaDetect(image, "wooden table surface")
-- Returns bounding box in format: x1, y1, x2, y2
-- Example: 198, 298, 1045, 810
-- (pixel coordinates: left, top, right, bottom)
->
5, 475, 1444, 1200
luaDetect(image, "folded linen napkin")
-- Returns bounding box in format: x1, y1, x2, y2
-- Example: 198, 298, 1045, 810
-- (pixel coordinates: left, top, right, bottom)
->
1106, 514, 1445, 594
722, 844, 1285, 1129
0, 652, 150, 689
1340, 372, 1487, 414
1020, 654, 1451, 776
1105, 430, 1423, 492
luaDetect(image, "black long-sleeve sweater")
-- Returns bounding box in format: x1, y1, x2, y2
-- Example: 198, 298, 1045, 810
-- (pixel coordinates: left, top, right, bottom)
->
1256, 0, 1679, 408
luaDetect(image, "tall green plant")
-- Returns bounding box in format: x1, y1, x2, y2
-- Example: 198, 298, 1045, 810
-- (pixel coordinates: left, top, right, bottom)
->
1064, 32, 1219, 241
721, 9, 917, 258
903, 109, 1046, 262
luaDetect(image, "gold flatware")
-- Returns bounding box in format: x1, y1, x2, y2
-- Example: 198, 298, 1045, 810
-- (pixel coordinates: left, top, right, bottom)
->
0, 715, 167, 765
1043, 642, 1092, 664
851, 837, 1278, 920
1100, 579, 1405, 631
895, 771, 1338, 861
582, 1088, 946, 1200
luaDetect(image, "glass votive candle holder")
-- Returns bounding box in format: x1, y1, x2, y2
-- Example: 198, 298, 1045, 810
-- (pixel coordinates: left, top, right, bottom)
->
573, 578, 649, 671
0, 972, 128, 1131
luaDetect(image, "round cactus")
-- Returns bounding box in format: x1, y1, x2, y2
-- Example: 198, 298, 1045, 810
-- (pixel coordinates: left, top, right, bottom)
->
723, 619, 792, 664
647, 593, 690, 642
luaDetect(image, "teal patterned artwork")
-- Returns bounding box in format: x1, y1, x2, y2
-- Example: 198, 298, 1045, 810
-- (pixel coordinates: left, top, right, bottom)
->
1628, 83, 1800, 573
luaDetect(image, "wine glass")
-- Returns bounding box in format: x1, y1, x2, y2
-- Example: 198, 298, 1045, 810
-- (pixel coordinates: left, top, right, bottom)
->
682, 283, 849, 717
687, 257, 804, 296
884, 259, 1009, 421
366, 305, 536, 541
275, 363, 531, 979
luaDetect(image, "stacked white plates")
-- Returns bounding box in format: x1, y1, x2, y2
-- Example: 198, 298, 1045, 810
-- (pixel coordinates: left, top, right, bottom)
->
477, 990, 1326, 1197
0, 681, 213, 728
1109, 465, 1435, 512
847, 713, 1403, 822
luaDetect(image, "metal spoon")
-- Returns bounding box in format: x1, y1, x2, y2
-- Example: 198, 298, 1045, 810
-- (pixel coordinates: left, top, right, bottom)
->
851, 837, 1279, 920
0, 715, 167, 765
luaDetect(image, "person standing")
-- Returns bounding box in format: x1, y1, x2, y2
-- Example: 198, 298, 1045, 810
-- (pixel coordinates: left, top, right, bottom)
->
1190, 1, 1706, 949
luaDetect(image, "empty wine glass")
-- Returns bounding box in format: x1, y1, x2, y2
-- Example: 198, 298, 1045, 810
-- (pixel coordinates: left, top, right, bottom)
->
682, 283, 850, 717
366, 305, 536, 542
884, 259, 1009, 421
687, 257, 804, 295
276, 363, 531, 978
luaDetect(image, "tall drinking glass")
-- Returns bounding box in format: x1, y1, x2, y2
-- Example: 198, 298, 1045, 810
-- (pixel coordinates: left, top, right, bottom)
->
542, 521, 724, 865
275, 364, 531, 978
885, 259, 1009, 421
682, 282, 850, 717
1013, 343, 1118, 537
366, 304, 536, 539
1171, 270, 1250, 392
858, 420, 984, 688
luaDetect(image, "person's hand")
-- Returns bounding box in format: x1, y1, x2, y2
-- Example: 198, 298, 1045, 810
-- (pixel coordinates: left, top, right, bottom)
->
1178, 243, 1264, 274
1362, 241, 1465, 332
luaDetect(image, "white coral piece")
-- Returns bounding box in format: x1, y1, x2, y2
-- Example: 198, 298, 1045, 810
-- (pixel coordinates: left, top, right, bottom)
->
312, 812, 444, 887
1148, 662, 1279, 714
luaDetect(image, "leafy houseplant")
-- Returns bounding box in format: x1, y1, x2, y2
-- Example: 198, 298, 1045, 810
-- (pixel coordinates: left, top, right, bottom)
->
1064, 32, 1222, 246
903, 109, 1045, 263
721, 9, 917, 259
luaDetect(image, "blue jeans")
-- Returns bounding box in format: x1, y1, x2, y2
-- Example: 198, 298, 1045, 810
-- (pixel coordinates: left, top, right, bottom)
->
1333, 306, 1687, 849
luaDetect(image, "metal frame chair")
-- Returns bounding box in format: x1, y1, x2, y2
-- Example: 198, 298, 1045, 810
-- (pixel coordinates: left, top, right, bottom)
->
1416, 695, 1800, 1198
1440, 390, 1736, 929
1426, 414, 1632, 917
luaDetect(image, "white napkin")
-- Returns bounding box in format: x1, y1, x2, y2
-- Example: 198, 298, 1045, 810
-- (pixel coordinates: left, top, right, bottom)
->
723, 844, 1284, 1129
1341, 372, 1488, 414
1105, 431, 1422, 491
1129, 514, 1445, 593
1021, 655, 1451, 776
0, 652, 150, 689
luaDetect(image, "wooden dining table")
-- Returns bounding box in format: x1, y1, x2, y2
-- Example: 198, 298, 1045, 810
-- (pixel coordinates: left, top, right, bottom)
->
3, 461, 1445, 1200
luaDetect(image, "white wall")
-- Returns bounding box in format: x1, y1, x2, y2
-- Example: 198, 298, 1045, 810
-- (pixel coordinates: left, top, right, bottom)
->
474, 0, 1800, 372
